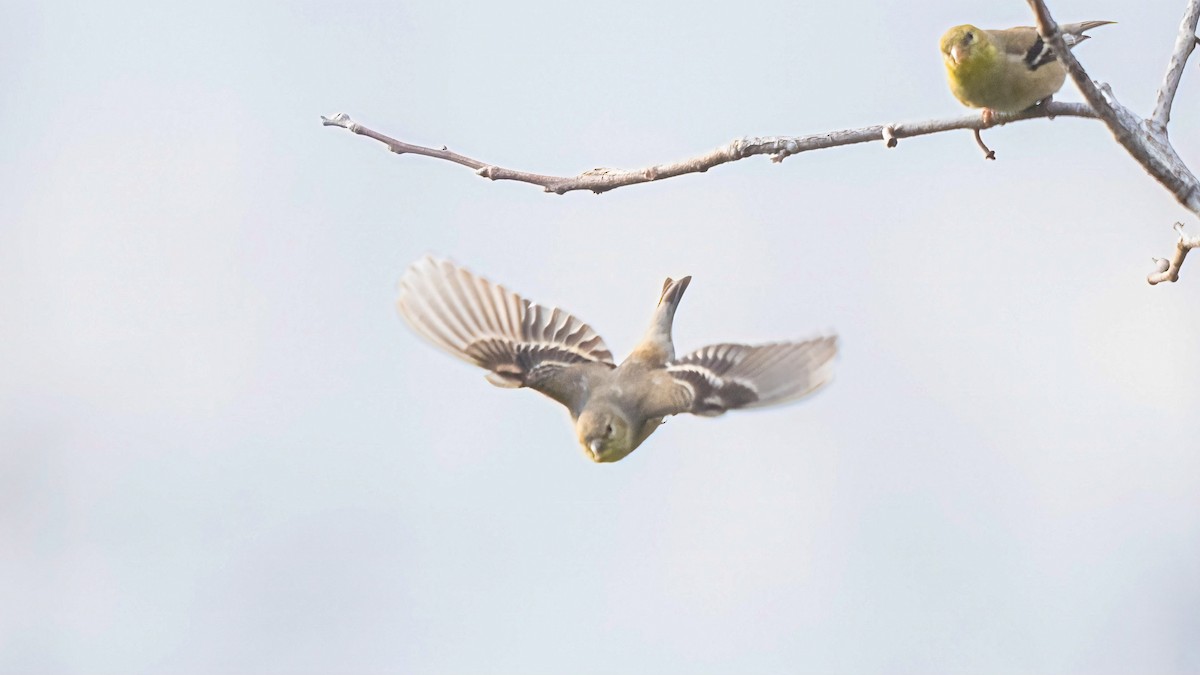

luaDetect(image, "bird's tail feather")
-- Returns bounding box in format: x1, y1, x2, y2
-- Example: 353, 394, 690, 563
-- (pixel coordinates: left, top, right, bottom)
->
630, 276, 691, 365
1061, 20, 1115, 46
658, 276, 691, 313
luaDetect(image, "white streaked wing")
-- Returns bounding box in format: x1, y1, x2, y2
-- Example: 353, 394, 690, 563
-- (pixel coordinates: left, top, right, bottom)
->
396, 257, 615, 390
666, 336, 837, 416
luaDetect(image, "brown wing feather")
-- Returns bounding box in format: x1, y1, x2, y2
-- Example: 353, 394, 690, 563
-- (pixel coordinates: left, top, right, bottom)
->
397, 257, 615, 411
666, 336, 837, 417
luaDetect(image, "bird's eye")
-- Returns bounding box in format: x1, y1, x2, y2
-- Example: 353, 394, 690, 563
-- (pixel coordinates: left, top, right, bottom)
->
605, 423, 614, 437
965, 31, 974, 42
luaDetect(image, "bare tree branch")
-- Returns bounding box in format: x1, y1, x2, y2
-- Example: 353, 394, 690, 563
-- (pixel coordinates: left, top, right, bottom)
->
321, 105, 1095, 195
1148, 223, 1200, 284
1151, 0, 1200, 133
327, 1, 1200, 284
1027, 0, 1200, 213
1027, 0, 1200, 284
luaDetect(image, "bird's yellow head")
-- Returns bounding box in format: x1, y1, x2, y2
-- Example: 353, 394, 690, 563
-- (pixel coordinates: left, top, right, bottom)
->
576, 409, 633, 463
940, 24, 992, 71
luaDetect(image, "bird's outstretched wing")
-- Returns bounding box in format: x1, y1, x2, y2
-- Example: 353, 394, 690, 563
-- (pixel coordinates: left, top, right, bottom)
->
663, 336, 837, 417
397, 257, 615, 413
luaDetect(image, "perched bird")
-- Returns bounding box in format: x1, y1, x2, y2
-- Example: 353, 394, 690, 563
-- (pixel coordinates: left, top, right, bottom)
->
396, 257, 837, 463
940, 21, 1113, 122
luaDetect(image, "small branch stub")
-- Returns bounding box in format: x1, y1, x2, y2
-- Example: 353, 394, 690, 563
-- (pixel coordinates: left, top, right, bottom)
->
882, 126, 898, 148
1147, 222, 1200, 284
973, 129, 996, 160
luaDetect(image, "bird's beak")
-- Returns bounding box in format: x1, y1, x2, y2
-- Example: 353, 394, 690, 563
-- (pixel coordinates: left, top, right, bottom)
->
950, 44, 966, 65
588, 439, 602, 457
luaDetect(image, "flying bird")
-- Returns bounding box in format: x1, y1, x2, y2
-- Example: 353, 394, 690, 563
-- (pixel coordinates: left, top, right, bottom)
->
940, 20, 1113, 124
396, 257, 837, 463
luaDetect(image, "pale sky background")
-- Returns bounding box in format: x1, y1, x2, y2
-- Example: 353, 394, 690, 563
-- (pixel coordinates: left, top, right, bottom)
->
4, 0, 1200, 673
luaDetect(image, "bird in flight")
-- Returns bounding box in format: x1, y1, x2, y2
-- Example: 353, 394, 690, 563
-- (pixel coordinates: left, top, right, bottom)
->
396, 257, 837, 463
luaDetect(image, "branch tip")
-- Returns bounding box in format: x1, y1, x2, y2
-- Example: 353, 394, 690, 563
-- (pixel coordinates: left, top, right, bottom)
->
321, 112, 357, 131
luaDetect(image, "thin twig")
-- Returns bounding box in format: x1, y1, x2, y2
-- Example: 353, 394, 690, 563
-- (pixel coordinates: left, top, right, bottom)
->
322, 104, 1095, 195
973, 129, 996, 160
1151, 0, 1200, 133
1148, 223, 1200, 284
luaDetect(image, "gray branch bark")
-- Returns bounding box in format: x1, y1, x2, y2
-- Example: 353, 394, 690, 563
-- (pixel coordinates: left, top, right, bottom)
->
1152, 0, 1200, 133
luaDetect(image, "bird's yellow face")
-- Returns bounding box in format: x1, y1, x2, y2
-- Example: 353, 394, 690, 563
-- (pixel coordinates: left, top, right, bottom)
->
576, 410, 633, 463
940, 24, 986, 69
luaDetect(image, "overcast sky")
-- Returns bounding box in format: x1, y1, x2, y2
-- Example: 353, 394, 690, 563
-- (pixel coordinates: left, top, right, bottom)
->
4, 0, 1200, 673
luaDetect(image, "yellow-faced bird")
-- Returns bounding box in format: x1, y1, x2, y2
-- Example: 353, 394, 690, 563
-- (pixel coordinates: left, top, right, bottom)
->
396, 257, 837, 463
941, 21, 1113, 123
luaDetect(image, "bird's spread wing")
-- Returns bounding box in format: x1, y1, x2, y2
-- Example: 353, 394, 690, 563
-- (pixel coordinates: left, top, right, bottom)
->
663, 337, 837, 417
397, 256, 615, 412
